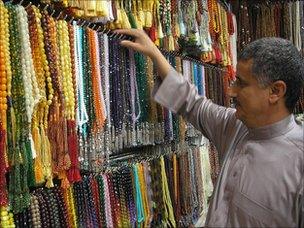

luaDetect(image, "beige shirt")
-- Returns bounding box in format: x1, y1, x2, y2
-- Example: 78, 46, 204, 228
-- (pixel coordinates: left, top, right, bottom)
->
153, 68, 304, 228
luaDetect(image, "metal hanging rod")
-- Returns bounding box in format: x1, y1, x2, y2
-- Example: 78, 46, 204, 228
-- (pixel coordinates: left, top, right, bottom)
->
160, 48, 227, 72
4, 0, 226, 72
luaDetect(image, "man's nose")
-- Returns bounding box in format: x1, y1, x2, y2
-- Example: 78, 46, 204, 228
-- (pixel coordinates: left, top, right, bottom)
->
227, 86, 237, 98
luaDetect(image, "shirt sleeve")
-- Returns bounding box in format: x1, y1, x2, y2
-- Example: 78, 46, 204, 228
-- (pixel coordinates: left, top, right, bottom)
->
152, 67, 245, 159
297, 178, 303, 228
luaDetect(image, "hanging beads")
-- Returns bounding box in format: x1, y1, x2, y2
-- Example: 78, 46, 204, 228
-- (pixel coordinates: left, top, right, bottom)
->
88, 29, 106, 131
0, 122, 8, 206
17, 5, 40, 123
0, 206, 15, 228
0, 2, 9, 130
29, 195, 41, 227
57, 20, 75, 120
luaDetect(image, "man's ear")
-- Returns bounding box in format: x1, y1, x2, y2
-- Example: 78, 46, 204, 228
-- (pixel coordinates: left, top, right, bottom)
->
269, 80, 286, 104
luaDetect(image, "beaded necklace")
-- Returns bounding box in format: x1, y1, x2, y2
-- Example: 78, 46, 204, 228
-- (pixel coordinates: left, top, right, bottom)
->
33, 189, 50, 227
98, 33, 110, 127
179, 152, 191, 226
15, 4, 40, 189
68, 23, 78, 115
138, 163, 150, 226
119, 44, 130, 148
0, 2, 10, 132
0, 122, 8, 206
49, 17, 75, 183
75, 26, 89, 134
42, 13, 71, 187
81, 30, 95, 167
90, 175, 102, 226
17, 6, 40, 124
62, 24, 81, 182
172, 154, 181, 222
135, 52, 151, 146
7, 4, 33, 213
82, 175, 99, 227
73, 181, 86, 226
128, 49, 141, 146
237, 0, 251, 51
0, 1, 9, 207
27, 6, 48, 185
48, 18, 75, 185
188, 149, 199, 222
57, 19, 75, 121
193, 147, 205, 214
88, 29, 106, 132
176, 57, 186, 143
118, 166, 136, 227
133, 164, 145, 225
118, 167, 132, 227
52, 187, 69, 227
282, 2, 291, 40
122, 48, 132, 147
102, 174, 114, 227
63, 186, 77, 227
146, 57, 157, 124
44, 189, 61, 227
96, 175, 106, 227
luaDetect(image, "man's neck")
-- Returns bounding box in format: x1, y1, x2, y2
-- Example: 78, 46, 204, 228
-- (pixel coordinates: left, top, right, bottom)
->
251, 107, 291, 129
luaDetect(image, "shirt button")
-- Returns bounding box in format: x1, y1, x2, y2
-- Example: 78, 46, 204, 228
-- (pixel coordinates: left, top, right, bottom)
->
233, 171, 237, 177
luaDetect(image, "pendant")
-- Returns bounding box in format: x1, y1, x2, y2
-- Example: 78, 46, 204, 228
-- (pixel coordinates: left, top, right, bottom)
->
132, 127, 136, 147
118, 132, 123, 151
150, 123, 155, 145
137, 124, 142, 146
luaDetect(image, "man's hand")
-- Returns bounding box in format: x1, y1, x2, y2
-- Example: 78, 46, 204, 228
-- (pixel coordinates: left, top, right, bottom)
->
115, 29, 171, 80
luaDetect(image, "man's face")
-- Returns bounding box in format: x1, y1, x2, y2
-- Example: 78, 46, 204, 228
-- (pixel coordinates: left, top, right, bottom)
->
229, 60, 271, 128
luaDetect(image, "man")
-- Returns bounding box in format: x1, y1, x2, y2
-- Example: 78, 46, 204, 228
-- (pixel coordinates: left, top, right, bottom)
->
116, 29, 304, 227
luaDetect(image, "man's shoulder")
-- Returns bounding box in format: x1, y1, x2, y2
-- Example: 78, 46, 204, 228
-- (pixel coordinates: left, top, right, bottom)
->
284, 119, 303, 154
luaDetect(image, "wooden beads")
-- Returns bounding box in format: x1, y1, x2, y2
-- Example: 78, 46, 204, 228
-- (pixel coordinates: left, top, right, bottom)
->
0, 2, 10, 130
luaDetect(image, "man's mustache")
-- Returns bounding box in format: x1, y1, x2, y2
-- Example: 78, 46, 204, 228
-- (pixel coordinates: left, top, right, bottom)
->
230, 97, 239, 108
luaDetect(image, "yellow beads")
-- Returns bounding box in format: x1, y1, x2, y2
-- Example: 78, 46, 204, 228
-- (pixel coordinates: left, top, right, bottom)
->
30, 6, 54, 128
0, 206, 15, 228
57, 20, 75, 120
0, 2, 10, 130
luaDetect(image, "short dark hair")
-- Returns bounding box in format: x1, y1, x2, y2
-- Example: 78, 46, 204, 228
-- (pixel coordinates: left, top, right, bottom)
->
238, 37, 304, 113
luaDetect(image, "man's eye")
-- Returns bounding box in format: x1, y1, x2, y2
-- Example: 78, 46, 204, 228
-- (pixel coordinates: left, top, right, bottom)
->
231, 78, 246, 87
232, 78, 240, 85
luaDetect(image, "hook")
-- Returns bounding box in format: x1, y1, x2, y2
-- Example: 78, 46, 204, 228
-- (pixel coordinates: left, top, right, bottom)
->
86, 22, 92, 28
76, 19, 81, 26
99, 26, 105, 33
43, 4, 48, 11
112, 32, 118, 39
80, 20, 86, 27
25, 1, 32, 9
63, 14, 68, 21
56, 11, 63, 20
118, 33, 124, 40
51, 9, 56, 17
68, 16, 74, 24
95, 26, 101, 32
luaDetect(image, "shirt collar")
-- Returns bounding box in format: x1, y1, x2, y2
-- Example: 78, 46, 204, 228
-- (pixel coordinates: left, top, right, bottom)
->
247, 115, 296, 140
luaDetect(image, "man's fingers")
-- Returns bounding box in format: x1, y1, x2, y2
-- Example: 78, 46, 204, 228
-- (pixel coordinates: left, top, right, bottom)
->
115, 29, 139, 37
120, 40, 141, 51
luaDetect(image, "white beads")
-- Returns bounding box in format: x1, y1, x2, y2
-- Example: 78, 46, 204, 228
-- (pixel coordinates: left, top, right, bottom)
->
16, 6, 40, 123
